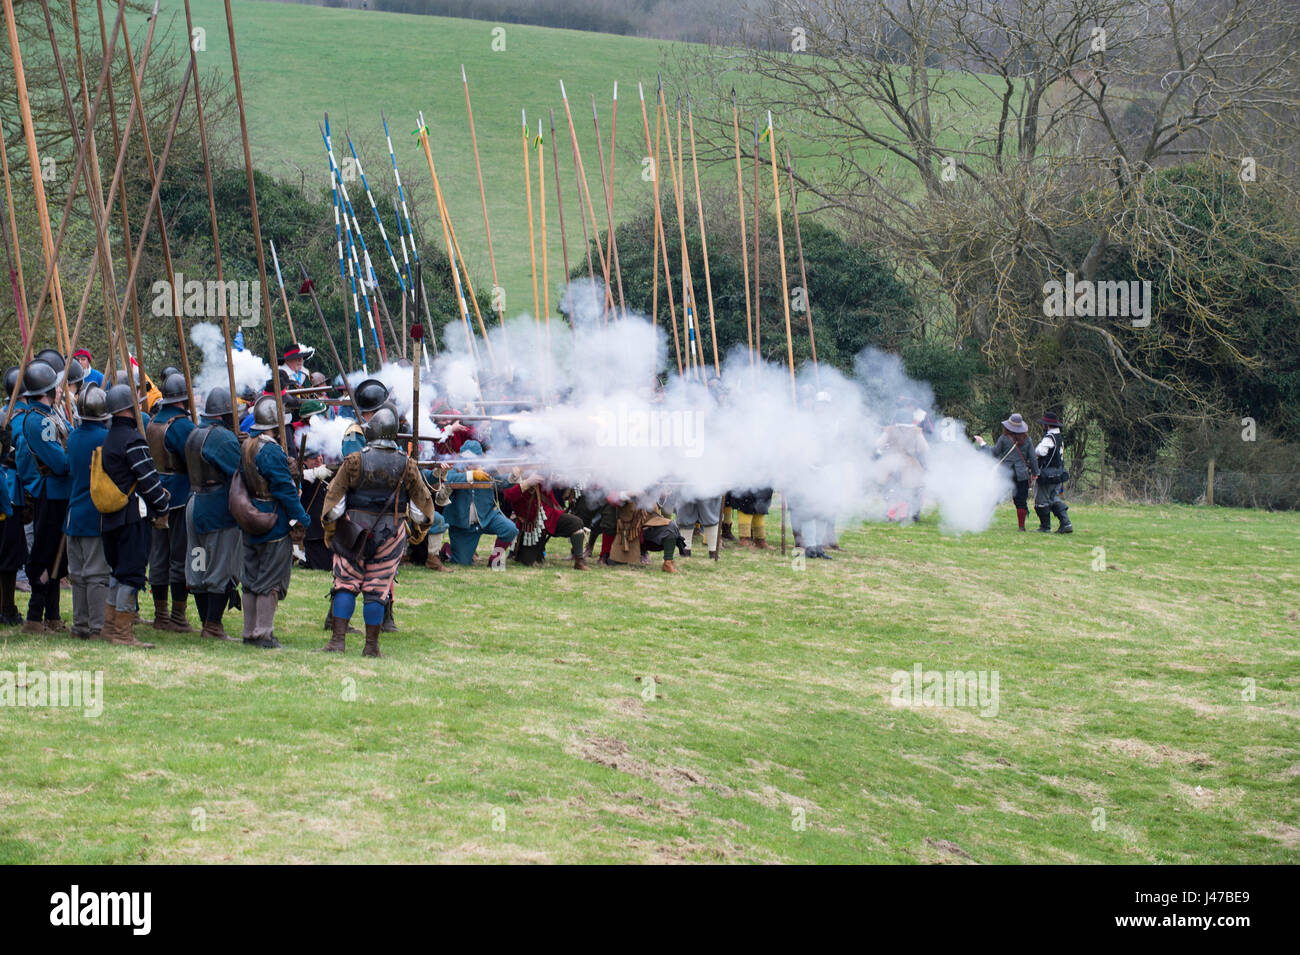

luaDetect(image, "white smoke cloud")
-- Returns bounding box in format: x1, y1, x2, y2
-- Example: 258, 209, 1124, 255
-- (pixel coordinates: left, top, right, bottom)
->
200, 282, 1013, 534
190, 322, 272, 399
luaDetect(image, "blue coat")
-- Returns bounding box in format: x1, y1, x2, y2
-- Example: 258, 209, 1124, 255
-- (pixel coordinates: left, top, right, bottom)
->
83, 368, 104, 388
247, 438, 310, 544
150, 404, 196, 509
341, 420, 367, 458
190, 425, 241, 534
438, 466, 504, 529
20, 401, 71, 500
65, 421, 108, 536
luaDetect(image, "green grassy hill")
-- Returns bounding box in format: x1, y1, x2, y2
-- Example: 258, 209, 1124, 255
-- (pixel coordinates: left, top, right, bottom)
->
151, 1, 996, 323
164, 0, 708, 314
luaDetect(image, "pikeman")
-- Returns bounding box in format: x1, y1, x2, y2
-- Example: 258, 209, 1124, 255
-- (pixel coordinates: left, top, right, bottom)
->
504, 471, 589, 569
318, 406, 436, 657
99, 384, 172, 649
0, 366, 30, 626
183, 388, 243, 641
146, 374, 198, 633
64, 387, 112, 639
17, 360, 71, 633
239, 396, 311, 649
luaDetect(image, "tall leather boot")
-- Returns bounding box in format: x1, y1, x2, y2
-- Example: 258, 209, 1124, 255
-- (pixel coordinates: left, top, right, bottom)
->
151, 586, 172, 631
1052, 501, 1073, 533
169, 583, 194, 632
425, 552, 454, 573
317, 614, 347, 653
719, 521, 735, 542
99, 604, 117, 641
1034, 506, 1052, 532
111, 603, 155, 648
1016, 507, 1028, 531
363, 622, 383, 658
752, 537, 770, 551
381, 596, 398, 632
246, 593, 282, 648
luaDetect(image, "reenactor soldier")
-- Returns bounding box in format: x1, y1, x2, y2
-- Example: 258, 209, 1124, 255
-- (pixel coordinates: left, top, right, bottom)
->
99, 384, 172, 648
17, 360, 71, 632
184, 387, 243, 640
146, 374, 197, 632
239, 396, 310, 649
0, 366, 30, 625
341, 377, 390, 457
318, 406, 435, 657
64, 386, 112, 639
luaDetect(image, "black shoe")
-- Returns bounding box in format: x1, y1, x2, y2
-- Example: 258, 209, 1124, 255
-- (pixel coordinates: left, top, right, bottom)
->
244, 634, 282, 649
680, 547, 691, 558
1036, 526, 1051, 533
1056, 523, 1074, 534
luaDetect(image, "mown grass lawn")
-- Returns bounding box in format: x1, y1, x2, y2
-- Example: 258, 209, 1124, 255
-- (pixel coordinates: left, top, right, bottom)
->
0, 502, 1296, 863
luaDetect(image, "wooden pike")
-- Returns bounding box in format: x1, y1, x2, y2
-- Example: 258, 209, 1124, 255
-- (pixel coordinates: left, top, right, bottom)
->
660, 89, 698, 378
119, 12, 198, 420
785, 147, 820, 386
547, 108, 572, 313
731, 90, 754, 370
752, 118, 762, 360
522, 110, 541, 335
637, 80, 682, 376
223, 0, 287, 449
765, 112, 796, 401
559, 80, 613, 319
461, 67, 503, 327
0, 109, 28, 347
687, 97, 719, 375
536, 119, 551, 398
591, 90, 625, 320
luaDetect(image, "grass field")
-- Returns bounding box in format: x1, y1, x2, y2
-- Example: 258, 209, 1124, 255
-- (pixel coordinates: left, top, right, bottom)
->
1, 502, 1296, 864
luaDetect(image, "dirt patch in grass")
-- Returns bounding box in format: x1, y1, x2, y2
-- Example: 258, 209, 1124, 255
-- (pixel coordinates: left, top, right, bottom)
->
569, 735, 729, 796
1103, 738, 1213, 767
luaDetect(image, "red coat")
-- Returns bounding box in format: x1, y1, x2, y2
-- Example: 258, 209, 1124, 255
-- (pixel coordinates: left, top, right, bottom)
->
504, 483, 565, 536
430, 403, 477, 456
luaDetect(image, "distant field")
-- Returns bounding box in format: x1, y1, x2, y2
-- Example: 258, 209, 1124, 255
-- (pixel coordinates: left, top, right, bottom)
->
1, 503, 1295, 863
140, 1, 998, 315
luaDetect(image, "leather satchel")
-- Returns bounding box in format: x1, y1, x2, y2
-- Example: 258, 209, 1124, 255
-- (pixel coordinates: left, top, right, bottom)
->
229, 469, 277, 535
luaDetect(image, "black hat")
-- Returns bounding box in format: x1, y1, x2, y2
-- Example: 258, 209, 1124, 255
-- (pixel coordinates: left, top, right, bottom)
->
1041, 412, 1062, 427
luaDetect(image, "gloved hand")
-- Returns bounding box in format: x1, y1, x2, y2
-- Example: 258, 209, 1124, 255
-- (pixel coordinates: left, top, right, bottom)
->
289, 522, 306, 544
470, 469, 491, 482
304, 464, 333, 482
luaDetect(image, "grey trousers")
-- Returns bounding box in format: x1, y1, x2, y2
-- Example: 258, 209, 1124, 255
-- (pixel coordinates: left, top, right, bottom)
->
149, 510, 188, 588
676, 496, 722, 527
66, 535, 110, 635
184, 499, 242, 596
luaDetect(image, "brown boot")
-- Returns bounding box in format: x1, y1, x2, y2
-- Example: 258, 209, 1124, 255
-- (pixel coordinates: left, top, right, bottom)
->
738, 537, 755, 548
22, 619, 44, 634
425, 553, 453, 573
662, 559, 678, 574
169, 595, 195, 633
573, 556, 589, 570
317, 614, 347, 653
43, 618, 68, 633
110, 609, 155, 649
151, 592, 172, 631
709, 550, 719, 561
200, 620, 235, 641
720, 521, 735, 542
98, 605, 117, 641
362, 623, 382, 658
753, 537, 770, 550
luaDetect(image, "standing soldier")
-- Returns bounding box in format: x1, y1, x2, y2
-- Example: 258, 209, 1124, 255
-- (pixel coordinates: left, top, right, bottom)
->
18, 360, 71, 632
146, 374, 197, 632
318, 406, 436, 657
99, 384, 172, 648
0, 367, 30, 626
184, 388, 243, 640
64, 386, 112, 639
341, 377, 389, 456
239, 396, 310, 649
1034, 412, 1073, 534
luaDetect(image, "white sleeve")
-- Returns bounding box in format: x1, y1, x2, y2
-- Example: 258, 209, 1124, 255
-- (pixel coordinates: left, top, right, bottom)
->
1035, 434, 1053, 457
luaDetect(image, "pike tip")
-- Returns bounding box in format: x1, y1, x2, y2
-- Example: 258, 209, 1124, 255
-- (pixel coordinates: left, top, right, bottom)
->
559, 79, 567, 99
613, 81, 618, 100
461, 64, 467, 83
638, 81, 645, 101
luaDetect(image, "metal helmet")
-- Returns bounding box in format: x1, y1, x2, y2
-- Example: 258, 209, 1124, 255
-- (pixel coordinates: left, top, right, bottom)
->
249, 394, 289, 432
161, 365, 182, 381
21, 360, 60, 397
157, 373, 189, 405
201, 387, 233, 419
332, 374, 348, 392
115, 368, 141, 388
364, 405, 400, 445
353, 377, 389, 414
104, 383, 136, 415
3, 366, 20, 398
77, 384, 110, 422
64, 359, 86, 386
33, 348, 64, 373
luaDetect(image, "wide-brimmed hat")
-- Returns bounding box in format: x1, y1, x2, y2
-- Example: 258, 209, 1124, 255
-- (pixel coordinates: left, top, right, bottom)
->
282, 342, 315, 363
1001, 412, 1029, 434
1041, 412, 1062, 427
